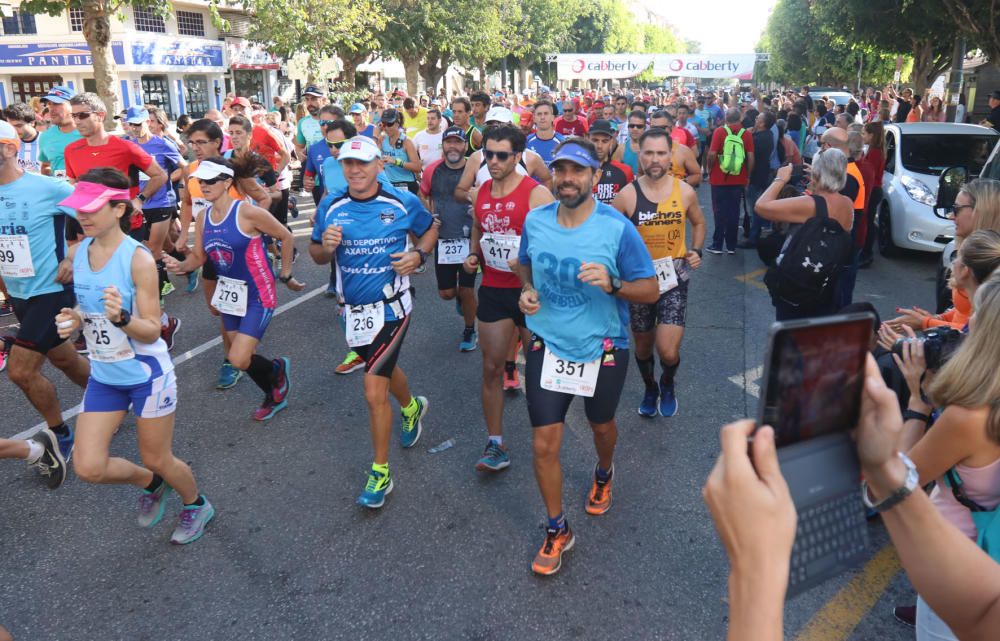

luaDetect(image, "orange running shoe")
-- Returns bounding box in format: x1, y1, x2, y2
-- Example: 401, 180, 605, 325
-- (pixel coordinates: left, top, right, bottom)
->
585, 464, 614, 515
531, 524, 575, 576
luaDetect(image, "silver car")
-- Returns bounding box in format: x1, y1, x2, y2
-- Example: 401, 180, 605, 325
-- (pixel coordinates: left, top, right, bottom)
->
878, 123, 998, 256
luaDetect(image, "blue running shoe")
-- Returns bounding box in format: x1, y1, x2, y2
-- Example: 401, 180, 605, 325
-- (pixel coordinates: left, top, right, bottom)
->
217, 361, 243, 389
170, 497, 215, 544
659, 382, 678, 417
459, 328, 478, 352
475, 441, 510, 472
356, 468, 393, 509
399, 395, 427, 448
185, 268, 201, 293
137, 481, 173, 528
638, 388, 658, 417
54, 427, 74, 464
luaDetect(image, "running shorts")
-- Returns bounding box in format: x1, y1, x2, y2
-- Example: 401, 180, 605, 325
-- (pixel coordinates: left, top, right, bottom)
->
435, 250, 477, 291
629, 281, 689, 332
353, 316, 410, 378
476, 285, 524, 327
83, 370, 178, 419
220, 304, 274, 340
11, 289, 74, 354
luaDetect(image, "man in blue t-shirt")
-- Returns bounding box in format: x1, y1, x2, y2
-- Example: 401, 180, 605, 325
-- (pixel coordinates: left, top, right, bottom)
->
525, 101, 564, 164
309, 135, 438, 510
516, 138, 657, 577
0, 121, 89, 481
37, 85, 82, 178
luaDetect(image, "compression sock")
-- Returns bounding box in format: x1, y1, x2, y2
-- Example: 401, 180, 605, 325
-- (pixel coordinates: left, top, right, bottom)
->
144, 473, 164, 493
246, 354, 275, 393
155, 259, 168, 291
660, 359, 680, 388
635, 356, 657, 391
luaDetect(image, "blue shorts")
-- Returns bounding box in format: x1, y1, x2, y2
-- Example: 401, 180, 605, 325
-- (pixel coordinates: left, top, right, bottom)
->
221, 304, 274, 340
82, 371, 178, 419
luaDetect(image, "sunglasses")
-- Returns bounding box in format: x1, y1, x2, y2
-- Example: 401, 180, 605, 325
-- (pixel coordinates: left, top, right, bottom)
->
382, 121, 398, 127
128, 122, 143, 127
484, 150, 514, 162
628, 123, 646, 129
197, 176, 228, 186
71, 112, 95, 120
328, 140, 346, 149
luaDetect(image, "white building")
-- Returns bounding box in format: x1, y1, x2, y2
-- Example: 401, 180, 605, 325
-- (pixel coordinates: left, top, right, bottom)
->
0, 1, 278, 118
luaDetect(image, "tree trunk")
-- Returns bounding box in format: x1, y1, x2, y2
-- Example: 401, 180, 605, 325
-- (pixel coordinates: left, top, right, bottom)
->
518, 60, 531, 93
400, 55, 420, 96
909, 39, 934, 95
478, 58, 488, 91
420, 55, 446, 96
81, 0, 119, 131
339, 50, 370, 90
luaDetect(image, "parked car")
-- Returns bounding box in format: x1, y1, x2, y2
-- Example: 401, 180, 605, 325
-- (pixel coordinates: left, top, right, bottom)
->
809, 89, 854, 106
878, 123, 998, 257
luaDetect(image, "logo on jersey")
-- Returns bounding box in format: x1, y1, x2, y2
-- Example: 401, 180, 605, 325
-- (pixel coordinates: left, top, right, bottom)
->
379, 209, 396, 225
207, 247, 235, 270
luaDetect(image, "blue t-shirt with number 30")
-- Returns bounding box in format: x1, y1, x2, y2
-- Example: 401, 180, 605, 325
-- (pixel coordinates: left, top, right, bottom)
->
518, 199, 654, 362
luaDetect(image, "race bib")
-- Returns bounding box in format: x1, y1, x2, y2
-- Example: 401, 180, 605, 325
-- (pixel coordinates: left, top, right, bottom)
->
653, 257, 678, 293
211, 276, 248, 317
0, 234, 34, 277
82, 313, 134, 363
480, 233, 520, 272
437, 238, 469, 265
345, 301, 385, 347
540, 348, 601, 398
192, 197, 210, 220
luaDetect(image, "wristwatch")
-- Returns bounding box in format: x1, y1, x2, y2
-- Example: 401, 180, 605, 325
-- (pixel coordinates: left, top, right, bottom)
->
608, 276, 622, 296
861, 452, 918, 513
278, 273, 293, 284
692, 248, 704, 259
137, 193, 147, 203
414, 248, 429, 265
111, 309, 132, 328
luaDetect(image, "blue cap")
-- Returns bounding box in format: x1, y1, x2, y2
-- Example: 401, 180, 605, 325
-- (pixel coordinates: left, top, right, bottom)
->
349, 102, 366, 114
442, 125, 466, 142
548, 142, 600, 170
42, 85, 75, 104
125, 106, 149, 124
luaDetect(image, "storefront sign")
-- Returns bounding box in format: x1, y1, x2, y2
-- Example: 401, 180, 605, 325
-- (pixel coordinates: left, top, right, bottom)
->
556, 53, 756, 80
227, 39, 278, 70
130, 37, 225, 71
0, 41, 125, 67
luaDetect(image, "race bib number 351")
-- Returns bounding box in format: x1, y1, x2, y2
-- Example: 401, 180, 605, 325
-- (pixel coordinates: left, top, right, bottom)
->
480, 233, 520, 272
0, 234, 35, 277
540, 348, 601, 397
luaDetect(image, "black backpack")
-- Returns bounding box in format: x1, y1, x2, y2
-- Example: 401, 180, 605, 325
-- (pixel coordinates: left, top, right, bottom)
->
765, 195, 852, 306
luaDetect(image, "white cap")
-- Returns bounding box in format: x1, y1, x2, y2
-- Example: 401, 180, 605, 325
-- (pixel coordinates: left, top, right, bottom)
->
0, 120, 18, 142
484, 106, 514, 124
190, 160, 234, 180
338, 136, 381, 162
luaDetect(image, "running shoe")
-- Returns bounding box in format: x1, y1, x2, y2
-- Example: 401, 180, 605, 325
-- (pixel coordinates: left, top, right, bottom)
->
399, 395, 427, 448
29, 429, 66, 490
638, 388, 658, 417
324, 283, 338, 298
253, 393, 288, 421
705, 245, 724, 255
335, 351, 365, 375
0, 298, 12, 316
727, 249, 736, 255
54, 427, 74, 464
459, 328, 478, 352
170, 497, 215, 544
160, 281, 176, 297
271, 357, 292, 405
475, 441, 510, 472
531, 524, 575, 576
659, 381, 679, 417
356, 468, 393, 509
503, 367, 521, 391
73, 333, 88, 354
137, 481, 174, 528
585, 464, 614, 515
185, 268, 201, 293
160, 316, 181, 351
0, 348, 6, 373
217, 361, 243, 389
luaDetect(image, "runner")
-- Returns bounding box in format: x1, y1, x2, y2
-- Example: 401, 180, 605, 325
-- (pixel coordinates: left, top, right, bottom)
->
649, 110, 702, 187
309, 135, 437, 508
3, 102, 43, 174
348, 103, 377, 139
419, 126, 478, 351
0, 119, 89, 486
462, 124, 554, 472
612, 127, 706, 417
165, 157, 303, 420
37, 86, 80, 178
525, 101, 564, 164
175, 119, 273, 390
302, 105, 344, 207
588, 119, 634, 205
293, 85, 328, 176
450, 97, 483, 156
54, 168, 214, 544
612, 110, 646, 177
413, 108, 444, 167
516, 138, 657, 575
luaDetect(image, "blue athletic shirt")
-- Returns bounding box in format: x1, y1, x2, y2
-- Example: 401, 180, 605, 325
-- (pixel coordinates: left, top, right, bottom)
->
311, 184, 433, 321
518, 199, 654, 362
125, 135, 182, 208
305, 139, 333, 187
526, 132, 564, 165
0, 172, 74, 299
73, 235, 173, 386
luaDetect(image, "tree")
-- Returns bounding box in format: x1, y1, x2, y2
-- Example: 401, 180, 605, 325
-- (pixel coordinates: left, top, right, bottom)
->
567, 0, 640, 54
505, 0, 581, 91
941, 0, 1000, 66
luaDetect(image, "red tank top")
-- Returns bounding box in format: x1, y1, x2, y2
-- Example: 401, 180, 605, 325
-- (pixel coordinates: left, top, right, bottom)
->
475, 175, 538, 288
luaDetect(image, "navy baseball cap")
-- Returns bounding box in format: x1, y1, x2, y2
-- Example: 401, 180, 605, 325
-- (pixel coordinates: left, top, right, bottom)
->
42, 85, 75, 104
302, 85, 325, 97
549, 142, 600, 170
588, 119, 614, 137
442, 126, 466, 142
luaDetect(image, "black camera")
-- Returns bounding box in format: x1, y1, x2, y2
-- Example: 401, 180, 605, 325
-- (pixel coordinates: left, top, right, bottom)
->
891, 326, 964, 370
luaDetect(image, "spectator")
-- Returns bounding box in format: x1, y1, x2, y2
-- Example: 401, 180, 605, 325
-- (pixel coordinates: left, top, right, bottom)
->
858, 121, 886, 267
923, 95, 947, 122
553, 100, 589, 137
739, 112, 774, 249
706, 108, 755, 254
982, 90, 1000, 131
906, 94, 924, 123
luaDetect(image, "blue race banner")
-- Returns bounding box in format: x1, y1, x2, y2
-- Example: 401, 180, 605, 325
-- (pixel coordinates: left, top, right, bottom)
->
130, 37, 224, 69
0, 41, 125, 67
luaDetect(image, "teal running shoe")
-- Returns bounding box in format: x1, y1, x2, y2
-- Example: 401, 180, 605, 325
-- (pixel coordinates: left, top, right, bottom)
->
137, 481, 174, 528
475, 441, 510, 472
356, 468, 393, 509
217, 361, 243, 389
170, 497, 215, 544
399, 395, 427, 449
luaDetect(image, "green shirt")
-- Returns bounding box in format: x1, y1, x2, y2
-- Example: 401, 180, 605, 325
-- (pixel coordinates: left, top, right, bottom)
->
38, 127, 82, 175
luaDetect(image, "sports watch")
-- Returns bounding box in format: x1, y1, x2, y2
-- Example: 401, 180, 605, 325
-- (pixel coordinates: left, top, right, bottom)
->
111, 310, 132, 328
861, 452, 918, 513
608, 276, 622, 296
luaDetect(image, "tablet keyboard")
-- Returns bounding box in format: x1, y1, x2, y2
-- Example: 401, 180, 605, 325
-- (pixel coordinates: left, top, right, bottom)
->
789, 490, 868, 592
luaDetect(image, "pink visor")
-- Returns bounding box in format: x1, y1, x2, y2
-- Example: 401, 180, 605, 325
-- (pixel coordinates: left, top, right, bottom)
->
59, 181, 132, 213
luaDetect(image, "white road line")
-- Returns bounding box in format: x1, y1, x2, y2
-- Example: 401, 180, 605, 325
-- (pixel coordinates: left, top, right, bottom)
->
10, 285, 327, 441
727, 365, 763, 399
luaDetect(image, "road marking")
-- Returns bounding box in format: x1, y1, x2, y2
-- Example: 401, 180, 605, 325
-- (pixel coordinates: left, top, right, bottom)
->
728, 365, 763, 398
793, 545, 901, 641
11, 285, 327, 441
736, 267, 769, 291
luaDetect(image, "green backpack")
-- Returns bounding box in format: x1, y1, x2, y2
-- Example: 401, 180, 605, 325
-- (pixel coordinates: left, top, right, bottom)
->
719, 125, 746, 176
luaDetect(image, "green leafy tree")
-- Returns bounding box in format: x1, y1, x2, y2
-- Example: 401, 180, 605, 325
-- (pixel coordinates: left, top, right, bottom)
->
567, 0, 640, 54
505, 0, 581, 91
941, 0, 1000, 66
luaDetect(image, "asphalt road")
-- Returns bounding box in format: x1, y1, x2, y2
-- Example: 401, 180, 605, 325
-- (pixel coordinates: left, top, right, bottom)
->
0, 187, 940, 641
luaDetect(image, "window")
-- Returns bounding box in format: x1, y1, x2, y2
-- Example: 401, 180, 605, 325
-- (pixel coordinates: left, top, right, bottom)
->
176, 10, 205, 37
69, 7, 84, 31
133, 7, 165, 33
899, 133, 998, 176
884, 132, 896, 175
2, 10, 37, 35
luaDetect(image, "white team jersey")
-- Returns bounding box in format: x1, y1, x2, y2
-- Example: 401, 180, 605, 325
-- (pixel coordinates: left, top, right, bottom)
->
17, 137, 41, 174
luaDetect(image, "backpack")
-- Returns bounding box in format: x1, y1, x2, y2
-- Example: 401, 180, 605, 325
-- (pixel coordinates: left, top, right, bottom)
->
764, 195, 851, 306
719, 125, 746, 175
945, 468, 1000, 563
